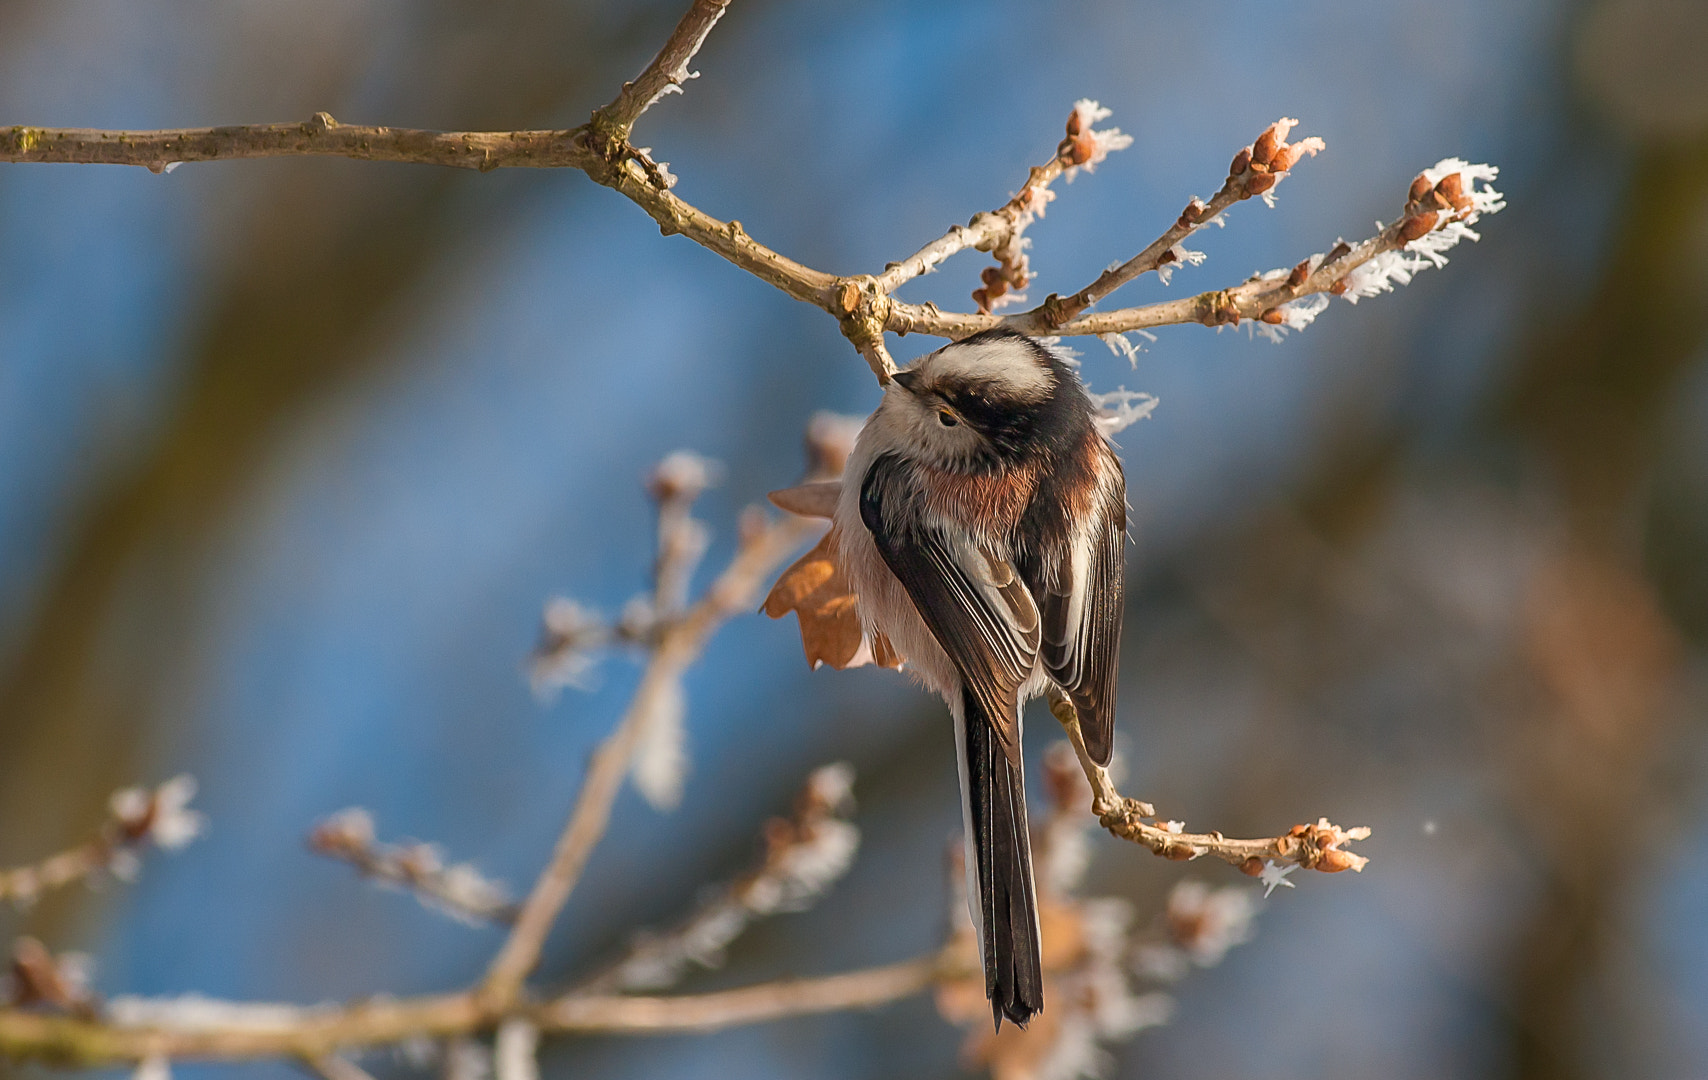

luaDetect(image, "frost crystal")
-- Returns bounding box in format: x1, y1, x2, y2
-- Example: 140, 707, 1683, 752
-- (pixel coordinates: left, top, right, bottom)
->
1064, 99, 1134, 179
1088, 388, 1158, 436
1342, 160, 1504, 304
1255, 293, 1332, 343
1154, 244, 1205, 287
631, 676, 688, 810
1258, 861, 1298, 898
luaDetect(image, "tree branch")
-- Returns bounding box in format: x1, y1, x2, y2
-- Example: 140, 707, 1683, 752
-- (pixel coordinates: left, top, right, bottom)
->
0, 955, 949, 1066
307, 810, 518, 927
1044, 687, 1370, 876
0, 777, 204, 907
1, 118, 593, 173
887, 158, 1499, 341
594, 0, 732, 134
479, 507, 819, 1007
1037, 117, 1323, 329
540, 954, 944, 1033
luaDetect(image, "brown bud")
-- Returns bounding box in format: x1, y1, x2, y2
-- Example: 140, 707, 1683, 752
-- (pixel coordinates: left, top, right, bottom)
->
1065, 108, 1082, 138
1252, 125, 1280, 167
972, 288, 990, 312
1421, 188, 1452, 212
1159, 248, 1178, 265
1329, 278, 1348, 296
1241, 856, 1265, 877
1317, 849, 1358, 873
980, 266, 1003, 287
1408, 174, 1432, 204
1260, 308, 1284, 325
1165, 844, 1194, 861
1436, 172, 1472, 211
1245, 171, 1277, 196
1396, 210, 1438, 242
1288, 823, 1309, 837
1288, 259, 1311, 288
1059, 132, 1095, 166
1230, 146, 1252, 175
1273, 144, 1304, 172
1325, 240, 1352, 262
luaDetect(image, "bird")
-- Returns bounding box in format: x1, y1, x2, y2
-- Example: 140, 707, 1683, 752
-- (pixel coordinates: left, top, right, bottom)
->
767, 328, 1126, 1028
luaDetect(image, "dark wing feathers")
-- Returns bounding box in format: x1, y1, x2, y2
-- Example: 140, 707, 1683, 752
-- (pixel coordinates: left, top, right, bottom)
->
860, 455, 1038, 762
1037, 461, 1125, 766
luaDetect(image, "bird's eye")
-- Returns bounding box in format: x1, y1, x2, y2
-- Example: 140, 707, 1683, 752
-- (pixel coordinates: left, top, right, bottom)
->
937, 410, 959, 428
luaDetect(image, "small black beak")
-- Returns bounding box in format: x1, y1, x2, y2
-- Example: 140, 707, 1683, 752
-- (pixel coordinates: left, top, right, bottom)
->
891, 369, 921, 393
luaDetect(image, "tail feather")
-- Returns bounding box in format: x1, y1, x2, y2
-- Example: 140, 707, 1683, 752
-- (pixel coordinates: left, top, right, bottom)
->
962, 686, 1043, 1029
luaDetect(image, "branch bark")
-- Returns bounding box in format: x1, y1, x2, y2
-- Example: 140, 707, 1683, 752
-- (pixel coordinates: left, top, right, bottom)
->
0, 956, 946, 1066
1044, 687, 1369, 875
594, 0, 732, 134
479, 509, 819, 1006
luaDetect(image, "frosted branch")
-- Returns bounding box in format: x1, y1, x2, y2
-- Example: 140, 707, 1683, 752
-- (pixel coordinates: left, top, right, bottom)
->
1, 777, 204, 907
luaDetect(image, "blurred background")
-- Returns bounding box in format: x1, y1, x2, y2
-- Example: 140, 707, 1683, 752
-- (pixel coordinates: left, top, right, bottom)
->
3, 0, 1707, 1077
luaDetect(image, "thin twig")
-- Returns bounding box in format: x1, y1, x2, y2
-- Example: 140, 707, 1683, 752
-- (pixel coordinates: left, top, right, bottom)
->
886, 211, 1409, 339
479, 509, 818, 1006
594, 0, 732, 134
874, 158, 1070, 295
576, 763, 859, 994
307, 810, 518, 926
1, 777, 204, 907
1044, 687, 1369, 876
1033, 118, 1323, 329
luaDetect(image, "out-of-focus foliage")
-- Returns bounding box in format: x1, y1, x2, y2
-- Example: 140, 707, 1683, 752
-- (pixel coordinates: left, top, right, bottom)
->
2, 1, 1706, 1078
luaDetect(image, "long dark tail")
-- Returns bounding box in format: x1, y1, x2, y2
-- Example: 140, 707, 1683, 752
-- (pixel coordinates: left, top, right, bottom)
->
961, 686, 1043, 1029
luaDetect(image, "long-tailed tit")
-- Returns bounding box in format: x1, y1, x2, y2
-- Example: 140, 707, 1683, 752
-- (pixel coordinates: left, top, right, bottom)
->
766, 329, 1126, 1028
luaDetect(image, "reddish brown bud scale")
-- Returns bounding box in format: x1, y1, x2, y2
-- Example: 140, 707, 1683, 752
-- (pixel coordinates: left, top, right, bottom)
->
1241, 857, 1265, 877
1260, 308, 1284, 324
1230, 146, 1252, 175
1326, 240, 1352, 262
1271, 144, 1302, 172
972, 288, 990, 312
1252, 126, 1280, 167
1165, 844, 1194, 861
1159, 248, 1178, 265
1408, 174, 1432, 203
981, 266, 1003, 287
1434, 171, 1463, 204
1317, 849, 1358, 873
1288, 259, 1311, 287
1397, 210, 1438, 242
1065, 109, 1082, 138
1329, 278, 1348, 295
1246, 171, 1277, 196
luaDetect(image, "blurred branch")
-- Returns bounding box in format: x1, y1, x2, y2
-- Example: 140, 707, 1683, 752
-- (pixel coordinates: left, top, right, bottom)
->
0, 954, 952, 1066
576, 762, 859, 994
0, 778, 204, 907
1045, 688, 1369, 877
480, 486, 822, 1008
307, 810, 517, 927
